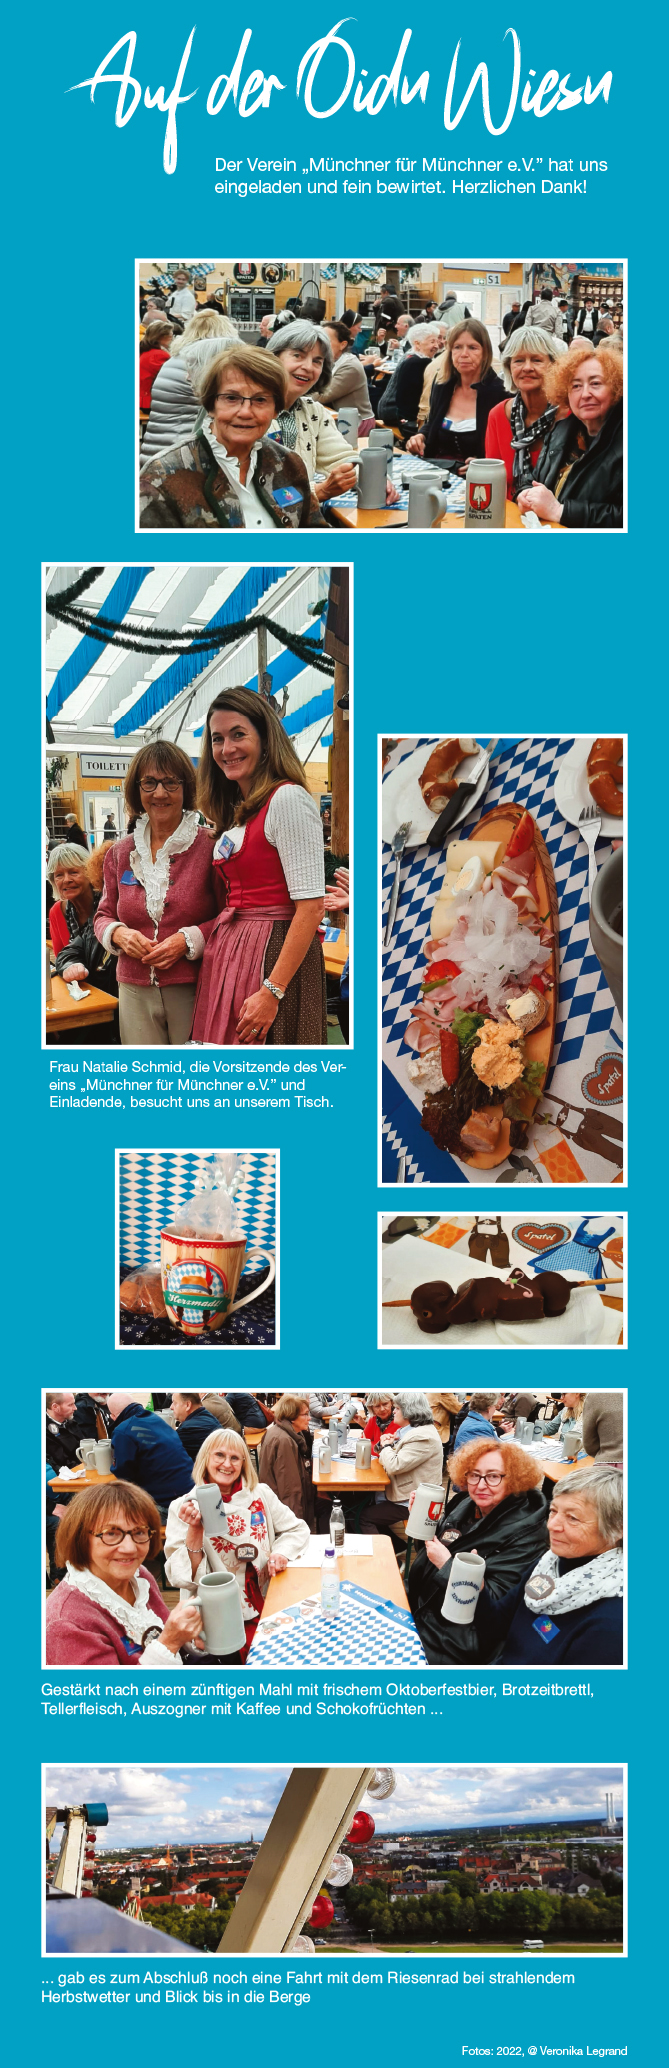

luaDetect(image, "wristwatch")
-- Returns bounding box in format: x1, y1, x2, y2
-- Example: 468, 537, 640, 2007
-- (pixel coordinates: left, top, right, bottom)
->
263, 976, 285, 1001
182, 929, 197, 960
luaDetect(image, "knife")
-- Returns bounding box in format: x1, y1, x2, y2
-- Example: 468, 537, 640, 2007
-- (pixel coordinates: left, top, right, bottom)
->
384, 820, 412, 945
426, 738, 499, 849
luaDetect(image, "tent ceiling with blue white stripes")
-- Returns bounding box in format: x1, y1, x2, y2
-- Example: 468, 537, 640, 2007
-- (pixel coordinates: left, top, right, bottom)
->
45, 563, 335, 765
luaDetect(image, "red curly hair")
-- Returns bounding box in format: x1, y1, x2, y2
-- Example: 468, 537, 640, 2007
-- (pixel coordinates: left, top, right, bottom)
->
448, 1436, 543, 1495
545, 343, 623, 411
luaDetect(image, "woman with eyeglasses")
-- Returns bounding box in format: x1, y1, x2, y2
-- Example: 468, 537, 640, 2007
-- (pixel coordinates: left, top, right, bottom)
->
139, 343, 325, 529
407, 1439, 548, 1665
94, 742, 219, 1045
45, 1481, 204, 1664
469, 1465, 623, 1666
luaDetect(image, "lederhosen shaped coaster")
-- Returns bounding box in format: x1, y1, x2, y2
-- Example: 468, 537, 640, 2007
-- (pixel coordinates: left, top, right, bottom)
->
468, 1216, 510, 1268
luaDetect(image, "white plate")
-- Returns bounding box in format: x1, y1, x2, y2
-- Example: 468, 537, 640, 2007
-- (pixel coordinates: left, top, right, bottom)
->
382, 737, 490, 850
554, 736, 625, 841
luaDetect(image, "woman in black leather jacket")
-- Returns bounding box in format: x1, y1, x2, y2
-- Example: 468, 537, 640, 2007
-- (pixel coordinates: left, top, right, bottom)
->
518, 345, 623, 528
408, 1436, 548, 1665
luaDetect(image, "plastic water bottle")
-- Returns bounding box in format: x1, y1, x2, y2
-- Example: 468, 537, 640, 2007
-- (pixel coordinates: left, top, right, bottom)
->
330, 1499, 345, 1550
321, 1546, 341, 1619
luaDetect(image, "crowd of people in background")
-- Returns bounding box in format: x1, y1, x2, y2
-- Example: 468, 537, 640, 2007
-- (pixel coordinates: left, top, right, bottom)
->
138, 275, 624, 529
45, 1386, 624, 1667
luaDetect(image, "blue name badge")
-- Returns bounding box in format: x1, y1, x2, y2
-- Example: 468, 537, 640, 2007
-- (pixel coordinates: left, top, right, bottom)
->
271, 485, 303, 507
216, 833, 236, 861
121, 870, 139, 886
532, 1615, 560, 1645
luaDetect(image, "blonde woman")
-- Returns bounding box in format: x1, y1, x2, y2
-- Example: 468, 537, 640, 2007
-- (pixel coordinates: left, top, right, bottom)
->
142, 308, 238, 456
164, 1428, 309, 1658
191, 685, 327, 1046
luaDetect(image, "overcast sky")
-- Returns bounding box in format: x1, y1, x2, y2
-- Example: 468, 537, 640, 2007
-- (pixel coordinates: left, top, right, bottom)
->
45, 1765, 623, 1851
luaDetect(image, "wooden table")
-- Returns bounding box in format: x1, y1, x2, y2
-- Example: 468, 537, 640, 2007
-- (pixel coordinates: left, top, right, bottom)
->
322, 928, 348, 976
49, 1468, 117, 1495
541, 1456, 594, 1485
312, 1453, 389, 1492
46, 974, 117, 1035
260, 1533, 408, 1615
329, 496, 562, 532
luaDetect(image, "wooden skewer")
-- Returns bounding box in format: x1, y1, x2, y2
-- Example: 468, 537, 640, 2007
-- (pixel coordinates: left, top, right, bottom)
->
383, 1277, 623, 1307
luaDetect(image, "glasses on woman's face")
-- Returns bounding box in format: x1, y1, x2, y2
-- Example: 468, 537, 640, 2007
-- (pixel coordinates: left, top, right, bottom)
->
466, 1471, 505, 1490
95, 1528, 151, 1547
139, 777, 183, 793
215, 388, 272, 412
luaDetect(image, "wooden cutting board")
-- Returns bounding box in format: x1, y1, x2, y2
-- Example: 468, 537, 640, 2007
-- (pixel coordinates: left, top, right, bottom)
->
457, 801, 559, 1169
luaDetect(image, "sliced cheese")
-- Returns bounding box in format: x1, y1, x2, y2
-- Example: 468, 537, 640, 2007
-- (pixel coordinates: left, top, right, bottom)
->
431, 899, 460, 940
446, 838, 505, 876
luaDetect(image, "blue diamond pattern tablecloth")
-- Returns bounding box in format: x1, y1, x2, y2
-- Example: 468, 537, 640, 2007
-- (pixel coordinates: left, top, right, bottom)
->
119, 1150, 276, 1262
248, 1581, 427, 1668
381, 737, 624, 1187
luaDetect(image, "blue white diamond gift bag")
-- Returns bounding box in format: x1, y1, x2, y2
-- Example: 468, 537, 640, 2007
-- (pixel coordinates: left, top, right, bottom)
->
118, 1150, 276, 1267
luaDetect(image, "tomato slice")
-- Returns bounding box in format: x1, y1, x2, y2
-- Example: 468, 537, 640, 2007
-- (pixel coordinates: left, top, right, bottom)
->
440, 1028, 460, 1086
530, 975, 545, 994
505, 811, 535, 858
428, 958, 460, 982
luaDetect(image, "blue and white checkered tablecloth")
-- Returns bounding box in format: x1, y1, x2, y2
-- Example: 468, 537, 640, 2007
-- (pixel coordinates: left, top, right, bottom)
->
249, 1581, 427, 1668
381, 737, 624, 1187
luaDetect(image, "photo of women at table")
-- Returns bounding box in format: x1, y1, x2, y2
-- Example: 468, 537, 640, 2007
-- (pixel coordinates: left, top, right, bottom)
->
44, 561, 350, 1048
137, 259, 625, 530
44, 1387, 624, 1669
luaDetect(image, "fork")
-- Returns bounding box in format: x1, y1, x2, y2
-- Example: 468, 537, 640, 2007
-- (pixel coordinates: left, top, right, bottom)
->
384, 820, 412, 945
579, 802, 602, 895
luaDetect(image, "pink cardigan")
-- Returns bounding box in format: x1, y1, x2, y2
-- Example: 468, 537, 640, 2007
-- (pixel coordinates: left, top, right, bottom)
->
94, 829, 220, 987
45, 1569, 169, 1664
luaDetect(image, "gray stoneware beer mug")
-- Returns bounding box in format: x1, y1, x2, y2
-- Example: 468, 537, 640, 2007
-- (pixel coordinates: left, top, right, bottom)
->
407, 480, 449, 528
195, 1484, 228, 1539
319, 1445, 332, 1475
562, 1433, 581, 1460
336, 407, 360, 448
357, 447, 388, 507
514, 1417, 533, 1446
368, 427, 394, 456
93, 1440, 113, 1472
406, 1483, 446, 1540
463, 457, 507, 528
590, 847, 623, 1018
441, 1549, 486, 1624
328, 1420, 340, 1456
196, 1570, 246, 1656
355, 1438, 372, 1469
76, 1439, 97, 1465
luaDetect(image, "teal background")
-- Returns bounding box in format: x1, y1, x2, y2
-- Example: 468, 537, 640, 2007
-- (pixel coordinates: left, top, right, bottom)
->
6, 0, 661, 2053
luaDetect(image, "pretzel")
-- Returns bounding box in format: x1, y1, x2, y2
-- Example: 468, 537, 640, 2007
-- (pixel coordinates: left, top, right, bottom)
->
420, 737, 474, 811
587, 737, 623, 817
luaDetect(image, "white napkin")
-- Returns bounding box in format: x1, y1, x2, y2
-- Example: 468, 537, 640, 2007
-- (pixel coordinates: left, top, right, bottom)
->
381, 1232, 622, 1349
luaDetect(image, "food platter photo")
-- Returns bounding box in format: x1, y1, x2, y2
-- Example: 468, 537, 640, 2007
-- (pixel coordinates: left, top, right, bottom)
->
380, 734, 625, 1188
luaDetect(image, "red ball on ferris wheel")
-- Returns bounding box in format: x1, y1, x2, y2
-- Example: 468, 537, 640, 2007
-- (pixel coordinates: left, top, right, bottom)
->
309, 1892, 334, 1927
346, 1811, 375, 1845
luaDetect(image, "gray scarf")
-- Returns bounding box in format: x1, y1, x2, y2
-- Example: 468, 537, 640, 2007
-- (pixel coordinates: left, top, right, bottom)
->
510, 391, 557, 496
